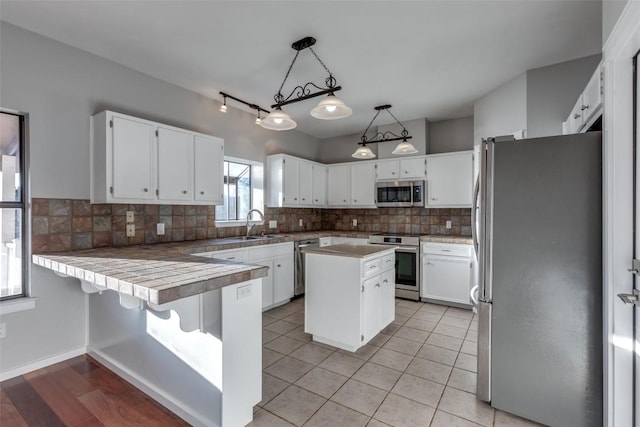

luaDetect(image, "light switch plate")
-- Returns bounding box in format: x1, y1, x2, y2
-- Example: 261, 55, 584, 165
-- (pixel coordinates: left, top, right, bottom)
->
126, 211, 135, 223
352, 219, 358, 227
237, 284, 252, 299
126, 224, 135, 237
299, 219, 303, 227
269, 220, 277, 229
446, 220, 452, 229
157, 223, 165, 235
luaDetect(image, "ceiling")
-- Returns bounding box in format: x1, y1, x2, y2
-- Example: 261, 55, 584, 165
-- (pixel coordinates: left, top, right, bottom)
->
0, 1, 602, 139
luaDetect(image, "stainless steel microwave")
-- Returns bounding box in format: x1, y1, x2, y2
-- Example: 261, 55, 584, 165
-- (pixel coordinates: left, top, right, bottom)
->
375, 180, 425, 207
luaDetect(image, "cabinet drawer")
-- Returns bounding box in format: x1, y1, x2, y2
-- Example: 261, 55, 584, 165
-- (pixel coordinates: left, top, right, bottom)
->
422, 243, 471, 258
210, 248, 248, 262
362, 258, 381, 278
382, 254, 395, 271
249, 242, 292, 260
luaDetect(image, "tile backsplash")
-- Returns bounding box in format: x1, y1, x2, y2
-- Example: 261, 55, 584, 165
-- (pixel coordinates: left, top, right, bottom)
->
31, 198, 471, 253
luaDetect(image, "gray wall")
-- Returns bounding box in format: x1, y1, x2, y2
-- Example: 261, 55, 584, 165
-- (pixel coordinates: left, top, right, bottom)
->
603, 0, 629, 45
317, 131, 377, 164
526, 54, 601, 138
0, 22, 320, 375
473, 73, 527, 147
429, 117, 473, 153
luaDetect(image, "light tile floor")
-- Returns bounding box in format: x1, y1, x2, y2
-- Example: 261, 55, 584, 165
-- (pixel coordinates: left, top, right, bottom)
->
249, 298, 543, 427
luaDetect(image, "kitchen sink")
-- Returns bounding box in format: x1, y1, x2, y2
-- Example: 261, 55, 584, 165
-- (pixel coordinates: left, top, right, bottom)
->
227, 235, 277, 241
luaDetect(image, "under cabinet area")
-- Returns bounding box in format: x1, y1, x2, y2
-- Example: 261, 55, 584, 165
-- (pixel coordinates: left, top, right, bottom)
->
194, 242, 294, 310
305, 246, 396, 351
421, 242, 473, 307
426, 151, 473, 208
91, 110, 224, 205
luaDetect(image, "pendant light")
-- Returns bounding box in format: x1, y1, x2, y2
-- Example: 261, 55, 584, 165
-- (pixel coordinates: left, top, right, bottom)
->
351, 105, 417, 159
260, 107, 297, 131
262, 36, 351, 131
219, 94, 227, 113
255, 110, 262, 125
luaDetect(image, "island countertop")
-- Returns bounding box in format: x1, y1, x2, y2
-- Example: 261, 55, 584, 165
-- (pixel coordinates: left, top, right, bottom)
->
303, 243, 396, 258
33, 246, 268, 305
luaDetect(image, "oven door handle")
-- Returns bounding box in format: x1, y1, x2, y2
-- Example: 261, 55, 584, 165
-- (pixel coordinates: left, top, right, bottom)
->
394, 247, 419, 253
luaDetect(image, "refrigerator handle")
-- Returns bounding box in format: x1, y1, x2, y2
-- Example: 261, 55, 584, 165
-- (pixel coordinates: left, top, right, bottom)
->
470, 285, 479, 305
471, 177, 480, 258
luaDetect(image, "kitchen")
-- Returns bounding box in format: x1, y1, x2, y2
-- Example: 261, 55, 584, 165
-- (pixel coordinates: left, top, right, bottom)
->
0, 1, 638, 427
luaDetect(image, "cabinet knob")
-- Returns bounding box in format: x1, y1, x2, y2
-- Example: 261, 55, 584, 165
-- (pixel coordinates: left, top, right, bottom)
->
354, 199, 357, 203
182, 190, 187, 194
200, 191, 205, 195
343, 199, 347, 202
277, 264, 281, 267
431, 197, 437, 201
315, 199, 318, 202
143, 188, 149, 192
573, 113, 581, 119
581, 104, 589, 110
404, 170, 408, 174
392, 172, 396, 175
302, 198, 305, 201
294, 197, 298, 200
375, 283, 381, 288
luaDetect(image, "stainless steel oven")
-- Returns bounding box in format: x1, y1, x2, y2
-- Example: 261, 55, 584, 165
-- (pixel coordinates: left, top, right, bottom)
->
369, 234, 421, 300
375, 180, 425, 208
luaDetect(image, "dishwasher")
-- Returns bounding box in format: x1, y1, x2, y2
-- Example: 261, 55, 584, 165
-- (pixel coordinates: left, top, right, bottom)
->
294, 238, 319, 296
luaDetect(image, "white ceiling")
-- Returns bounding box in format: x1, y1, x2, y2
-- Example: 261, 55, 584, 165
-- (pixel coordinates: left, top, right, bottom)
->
0, 1, 602, 139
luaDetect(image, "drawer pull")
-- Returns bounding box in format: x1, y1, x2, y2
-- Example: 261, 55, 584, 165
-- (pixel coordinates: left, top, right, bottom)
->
200, 191, 205, 195
383, 279, 388, 283
369, 265, 377, 270
227, 257, 235, 260
375, 283, 381, 288
143, 188, 149, 192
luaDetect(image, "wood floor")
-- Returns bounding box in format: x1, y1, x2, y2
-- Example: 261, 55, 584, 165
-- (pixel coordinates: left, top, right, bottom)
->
0, 355, 188, 426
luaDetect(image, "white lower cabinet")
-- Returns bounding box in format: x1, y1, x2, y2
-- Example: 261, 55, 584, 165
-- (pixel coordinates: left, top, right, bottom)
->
305, 248, 396, 351
194, 242, 294, 311
421, 242, 473, 306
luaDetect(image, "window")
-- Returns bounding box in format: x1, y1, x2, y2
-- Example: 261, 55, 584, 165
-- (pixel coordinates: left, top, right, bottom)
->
0, 110, 28, 301
215, 157, 263, 225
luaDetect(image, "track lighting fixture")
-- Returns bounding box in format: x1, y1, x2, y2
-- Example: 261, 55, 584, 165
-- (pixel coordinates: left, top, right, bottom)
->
219, 95, 227, 113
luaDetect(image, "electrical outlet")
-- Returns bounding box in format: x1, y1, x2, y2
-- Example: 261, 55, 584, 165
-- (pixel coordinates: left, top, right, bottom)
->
126, 224, 135, 237
157, 223, 165, 235
269, 220, 277, 229
237, 284, 253, 300
0, 323, 6, 339
299, 219, 303, 227
446, 220, 452, 229
352, 219, 358, 227
126, 211, 135, 223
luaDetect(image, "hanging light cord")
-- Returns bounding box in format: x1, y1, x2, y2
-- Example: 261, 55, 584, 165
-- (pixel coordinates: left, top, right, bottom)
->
386, 109, 410, 138
275, 50, 300, 104
360, 107, 411, 143
361, 109, 382, 142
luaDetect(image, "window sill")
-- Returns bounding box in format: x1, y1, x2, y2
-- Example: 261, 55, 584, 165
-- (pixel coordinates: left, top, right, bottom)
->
0, 297, 37, 315
215, 220, 263, 228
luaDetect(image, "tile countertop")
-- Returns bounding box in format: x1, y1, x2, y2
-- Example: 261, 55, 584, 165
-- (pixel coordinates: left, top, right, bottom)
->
33, 231, 470, 305
420, 235, 473, 245
303, 244, 396, 259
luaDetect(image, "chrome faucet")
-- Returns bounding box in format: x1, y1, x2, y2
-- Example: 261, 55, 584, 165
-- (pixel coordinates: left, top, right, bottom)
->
246, 209, 264, 237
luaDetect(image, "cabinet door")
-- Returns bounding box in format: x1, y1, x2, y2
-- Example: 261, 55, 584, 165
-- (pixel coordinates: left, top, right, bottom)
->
581, 68, 601, 127
422, 256, 472, 305
111, 116, 155, 200
380, 269, 395, 327
157, 127, 192, 201
299, 161, 313, 205
255, 259, 274, 309
273, 255, 294, 304
283, 157, 300, 205
361, 276, 382, 343
327, 164, 350, 206
376, 160, 399, 180
194, 135, 224, 203
312, 164, 327, 206
400, 157, 426, 178
350, 163, 376, 206
566, 95, 585, 134
426, 152, 473, 207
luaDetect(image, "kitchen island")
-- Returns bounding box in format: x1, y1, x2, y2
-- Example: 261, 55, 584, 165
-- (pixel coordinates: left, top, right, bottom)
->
33, 245, 268, 427
304, 244, 396, 352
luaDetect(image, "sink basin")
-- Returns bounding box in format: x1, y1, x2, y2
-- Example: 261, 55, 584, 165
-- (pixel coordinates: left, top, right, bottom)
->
227, 235, 277, 241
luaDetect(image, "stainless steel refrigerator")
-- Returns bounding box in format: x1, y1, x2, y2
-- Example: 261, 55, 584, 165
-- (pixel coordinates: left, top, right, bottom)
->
473, 132, 603, 426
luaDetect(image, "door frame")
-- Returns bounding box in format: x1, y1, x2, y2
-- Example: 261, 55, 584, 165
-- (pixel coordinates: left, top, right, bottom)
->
602, 2, 640, 425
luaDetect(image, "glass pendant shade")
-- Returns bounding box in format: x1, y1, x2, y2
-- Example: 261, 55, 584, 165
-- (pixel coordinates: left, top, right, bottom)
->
392, 140, 418, 155
352, 145, 376, 159
310, 94, 352, 120
260, 108, 297, 131
219, 104, 227, 113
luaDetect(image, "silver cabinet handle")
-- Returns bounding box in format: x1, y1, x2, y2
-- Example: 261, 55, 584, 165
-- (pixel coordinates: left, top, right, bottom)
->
143, 188, 149, 192
227, 257, 235, 260
369, 265, 376, 270
375, 283, 381, 288
383, 279, 388, 283
580, 104, 589, 111
573, 113, 581, 119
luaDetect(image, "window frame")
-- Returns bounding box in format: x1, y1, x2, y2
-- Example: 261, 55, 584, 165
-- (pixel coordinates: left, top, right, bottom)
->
0, 108, 31, 304
215, 156, 264, 227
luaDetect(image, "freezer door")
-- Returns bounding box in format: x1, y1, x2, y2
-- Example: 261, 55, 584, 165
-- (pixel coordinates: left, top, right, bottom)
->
490, 132, 602, 426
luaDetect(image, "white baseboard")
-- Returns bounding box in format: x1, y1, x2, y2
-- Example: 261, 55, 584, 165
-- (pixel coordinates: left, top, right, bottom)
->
0, 346, 87, 381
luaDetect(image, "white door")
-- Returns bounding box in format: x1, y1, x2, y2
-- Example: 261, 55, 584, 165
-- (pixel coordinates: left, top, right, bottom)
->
327, 164, 350, 206
312, 164, 327, 206
422, 256, 471, 305
400, 157, 426, 178
376, 160, 399, 180
194, 135, 224, 203
273, 255, 294, 304
299, 161, 313, 205
361, 276, 381, 343
427, 152, 473, 207
350, 163, 376, 206
111, 116, 155, 200
380, 269, 395, 327
283, 157, 300, 205
157, 127, 192, 201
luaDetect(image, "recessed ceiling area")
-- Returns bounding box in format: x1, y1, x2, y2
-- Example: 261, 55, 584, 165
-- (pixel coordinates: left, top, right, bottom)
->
0, 1, 602, 139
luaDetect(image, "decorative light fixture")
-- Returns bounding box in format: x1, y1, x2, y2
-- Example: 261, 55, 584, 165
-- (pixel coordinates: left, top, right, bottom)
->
255, 110, 262, 125
219, 94, 227, 113
218, 91, 270, 126
262, 36, 351, 131
352, 105, 417, 159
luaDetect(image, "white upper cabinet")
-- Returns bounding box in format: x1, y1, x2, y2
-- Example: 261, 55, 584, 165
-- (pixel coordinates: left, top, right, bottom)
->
194, 135, 224, 203
376, 156, 426, 180
91, 110, 224, 205
299, 161, 313, 205
157, 126, 192, 202
327, 164, 350, 206
350, 162, 376, 207
312, 164, 327, 206
267, 154, 324, 208
111, 116, 156, 201
426, 151, 473, 208
563, 63, 602, 134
